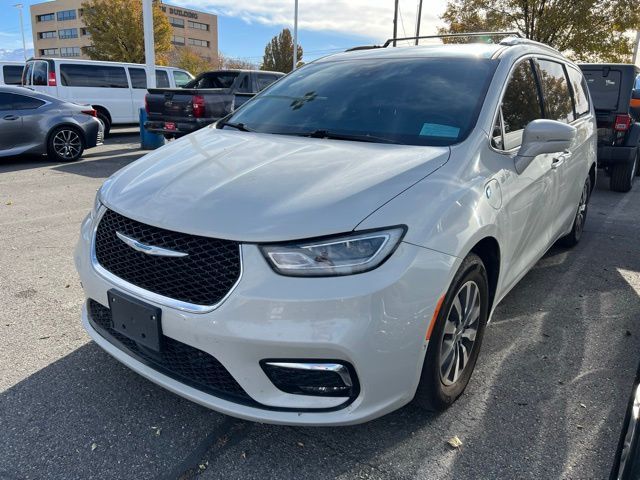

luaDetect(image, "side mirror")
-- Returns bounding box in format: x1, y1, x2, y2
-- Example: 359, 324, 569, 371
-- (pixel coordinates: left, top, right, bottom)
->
514, 119, 577, 174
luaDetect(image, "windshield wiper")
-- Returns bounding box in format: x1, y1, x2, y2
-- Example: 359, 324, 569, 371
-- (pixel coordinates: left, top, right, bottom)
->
294, 129, 398, 144
218, 121, 253, 132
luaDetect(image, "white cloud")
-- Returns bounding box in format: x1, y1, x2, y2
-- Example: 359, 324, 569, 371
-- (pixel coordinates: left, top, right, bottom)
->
182, 0, 448, 42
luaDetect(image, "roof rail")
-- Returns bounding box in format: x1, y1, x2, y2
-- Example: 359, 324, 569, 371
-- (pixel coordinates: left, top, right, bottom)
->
345, 45, 383, 52
383, 31, 522, 48
498, 36, 561, 54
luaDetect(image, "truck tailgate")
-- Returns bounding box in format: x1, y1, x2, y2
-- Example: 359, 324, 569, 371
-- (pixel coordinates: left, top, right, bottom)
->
146, 88, 231, 122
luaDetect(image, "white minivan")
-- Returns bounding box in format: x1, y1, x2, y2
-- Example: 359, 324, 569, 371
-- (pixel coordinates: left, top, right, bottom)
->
0, 61, 25, 86
22, 58, 193, 134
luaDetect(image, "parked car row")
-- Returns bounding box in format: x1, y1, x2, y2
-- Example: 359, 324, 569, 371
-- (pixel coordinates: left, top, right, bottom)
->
76, 35, 602, 426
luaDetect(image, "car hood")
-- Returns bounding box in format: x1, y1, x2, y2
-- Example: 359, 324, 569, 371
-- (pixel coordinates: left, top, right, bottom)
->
101, 128, 449, 241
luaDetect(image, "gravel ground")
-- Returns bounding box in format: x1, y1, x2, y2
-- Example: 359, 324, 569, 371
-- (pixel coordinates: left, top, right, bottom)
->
1, 133, 639, 480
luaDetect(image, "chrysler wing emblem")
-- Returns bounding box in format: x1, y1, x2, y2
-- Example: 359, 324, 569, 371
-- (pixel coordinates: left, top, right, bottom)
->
116, 231, 189, 258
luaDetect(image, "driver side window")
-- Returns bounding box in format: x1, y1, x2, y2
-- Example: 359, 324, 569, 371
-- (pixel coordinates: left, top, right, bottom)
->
493, 60, 544, 151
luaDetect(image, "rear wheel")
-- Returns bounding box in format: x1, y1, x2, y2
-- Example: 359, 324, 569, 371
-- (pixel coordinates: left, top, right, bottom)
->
610, 152, 637, 192
414, 254, 489, 411
47, 126, 84, 162
560, 176, 591, 248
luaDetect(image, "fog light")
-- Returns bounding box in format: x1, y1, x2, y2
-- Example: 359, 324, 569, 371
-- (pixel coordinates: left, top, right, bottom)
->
261, 361, 358, 398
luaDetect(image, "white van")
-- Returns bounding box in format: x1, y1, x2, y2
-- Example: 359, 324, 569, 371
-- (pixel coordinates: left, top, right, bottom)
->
22, 58, 193, 134
0, 61, 25, 86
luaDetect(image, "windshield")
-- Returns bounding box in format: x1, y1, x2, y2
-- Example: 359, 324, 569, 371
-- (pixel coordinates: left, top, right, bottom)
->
185, 72, 239, 89
223, 58, 497, 146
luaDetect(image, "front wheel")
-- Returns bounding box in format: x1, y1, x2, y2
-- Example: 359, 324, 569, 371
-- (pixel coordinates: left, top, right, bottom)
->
559, 175, 591, 248
414, 253, 489, 411
47, 126, 84, 162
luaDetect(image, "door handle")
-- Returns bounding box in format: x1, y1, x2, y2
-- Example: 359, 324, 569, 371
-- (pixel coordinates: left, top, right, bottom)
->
551, 151, 572, 169
3, 115, 18, 121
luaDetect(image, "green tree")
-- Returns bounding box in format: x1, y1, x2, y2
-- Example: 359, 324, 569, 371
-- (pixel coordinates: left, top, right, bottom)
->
81, 0, 172, 64
261, 28, 303, 73
438, 0, 640, 62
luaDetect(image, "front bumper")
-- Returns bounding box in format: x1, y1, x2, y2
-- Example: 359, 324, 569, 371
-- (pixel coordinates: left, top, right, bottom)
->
75, 213, 457, 425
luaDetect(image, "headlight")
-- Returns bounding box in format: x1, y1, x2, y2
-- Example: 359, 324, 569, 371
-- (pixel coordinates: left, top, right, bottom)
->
260, 227, 406, 277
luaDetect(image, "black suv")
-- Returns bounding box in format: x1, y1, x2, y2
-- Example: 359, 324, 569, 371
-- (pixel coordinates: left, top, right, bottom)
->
579, 64, 640, 192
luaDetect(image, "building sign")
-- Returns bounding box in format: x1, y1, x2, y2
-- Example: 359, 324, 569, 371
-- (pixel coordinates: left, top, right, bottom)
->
161, 6, 198, 19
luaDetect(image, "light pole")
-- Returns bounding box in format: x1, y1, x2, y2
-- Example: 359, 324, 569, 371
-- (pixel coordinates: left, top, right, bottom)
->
13, 3, 27, 60
414, 0, 423, 45
293, 0, 298, 71
142, 0, 156, 88
632, 30, 640, 66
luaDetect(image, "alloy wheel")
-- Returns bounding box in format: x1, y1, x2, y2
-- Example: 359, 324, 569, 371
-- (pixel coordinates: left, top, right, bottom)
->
53, 129, 82, 160
439, 280, 481, 386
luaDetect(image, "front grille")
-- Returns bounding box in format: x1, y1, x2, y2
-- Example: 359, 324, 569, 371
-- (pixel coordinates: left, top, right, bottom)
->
88, 299, 250, 402
94, 209, 241, 306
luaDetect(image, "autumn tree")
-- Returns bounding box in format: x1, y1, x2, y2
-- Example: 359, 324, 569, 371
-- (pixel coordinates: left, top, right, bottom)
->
261, 28, 303, 73
438, 0, 640, 61
169, 47, 214, 75
81, 0, 172, 64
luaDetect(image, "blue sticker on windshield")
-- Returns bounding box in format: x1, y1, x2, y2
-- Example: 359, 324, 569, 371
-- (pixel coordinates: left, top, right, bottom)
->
419, 123, 460, 138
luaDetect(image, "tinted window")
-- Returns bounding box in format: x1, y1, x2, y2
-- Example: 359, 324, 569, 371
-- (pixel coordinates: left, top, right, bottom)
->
0, 93, 44, 110
226, 58, 497, 147
3, 66, 24, 85
498, 60, 543, 150
536, 60, 574, 123
186, 72, 239, 89
567, 67, 590, 118
60, 64, 128, 88
22, 62, 34, 85
636, 75, 640, 90
583, 70, 622, 111
32, 61, 48, 86
236, 75, 251, 93
156, 70, 170, 88
173, 70, 192, 87
256, 74, 278, 91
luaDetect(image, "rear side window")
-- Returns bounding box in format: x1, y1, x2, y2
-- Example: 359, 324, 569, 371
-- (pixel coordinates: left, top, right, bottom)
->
60, 64, 128, 88
32, 61, 48, 86
566, 67, 590, 118
156, 70, 170, 88
3, 66, 24, 85
129, 68, 171, 88
256, 74, 278, 91
582, 69, 621, 111
173, 70, 192, 87
496, 60, 543, 150
0, 93, 45, 110
535, 59, 574, 123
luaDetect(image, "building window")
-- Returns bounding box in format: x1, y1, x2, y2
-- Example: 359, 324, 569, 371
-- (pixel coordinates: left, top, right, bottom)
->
38, 31, 57, 39
188, 20, 209, 31
60, 47, 81, 57
169, 17, 184, 28
37, 13, 55, 22
58, 28, 79, 39
57, 9, 77, 21
81, 28, 91, 36
171, 35, 185, 46
188, 38, 209, 48
40, 48, 58, 56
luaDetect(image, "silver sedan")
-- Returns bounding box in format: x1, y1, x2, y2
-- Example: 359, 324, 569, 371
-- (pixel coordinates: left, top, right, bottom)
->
0, 85, 103, 162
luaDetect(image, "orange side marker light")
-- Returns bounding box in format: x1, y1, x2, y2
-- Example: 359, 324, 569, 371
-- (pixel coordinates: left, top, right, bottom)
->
426, 294, 446, 340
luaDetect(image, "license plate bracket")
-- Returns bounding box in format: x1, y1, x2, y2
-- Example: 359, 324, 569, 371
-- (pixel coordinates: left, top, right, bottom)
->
108, 289, 162, 352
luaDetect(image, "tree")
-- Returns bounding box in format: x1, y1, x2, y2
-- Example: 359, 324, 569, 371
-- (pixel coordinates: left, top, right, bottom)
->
81, 0, 172, 64
169, 47, 214, 76
261, 28, 303, 73
217, 53, 258, 70
438, 0, 640, 62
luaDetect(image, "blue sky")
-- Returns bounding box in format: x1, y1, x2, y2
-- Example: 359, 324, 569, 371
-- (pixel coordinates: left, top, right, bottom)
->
0, 0, 447, 62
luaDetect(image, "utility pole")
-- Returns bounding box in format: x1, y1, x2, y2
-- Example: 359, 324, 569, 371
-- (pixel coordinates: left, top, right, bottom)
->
293, 0, 298, 71
142, 0, 156, 88
13, 4, 27, 60
633, 30, 640, 66
392, 0, 399, 47
414, 0, 423, 45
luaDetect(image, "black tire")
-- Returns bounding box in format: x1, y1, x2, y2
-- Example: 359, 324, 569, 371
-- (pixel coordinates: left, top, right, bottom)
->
636, 149, 640, 177
96, 110, 111, 137
560, 175, 591, 248
610, 152, 637, 192
413, 253, 489, 411
47, 126, 85, 162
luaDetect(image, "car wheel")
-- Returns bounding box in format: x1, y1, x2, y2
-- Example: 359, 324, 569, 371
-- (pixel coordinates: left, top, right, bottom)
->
96, 111, 111, 137
413, 253, 489, 411
636, 149, 640, 177
559, 176, 591, 248
610, 152, 637, 192
47, 126, 85, 162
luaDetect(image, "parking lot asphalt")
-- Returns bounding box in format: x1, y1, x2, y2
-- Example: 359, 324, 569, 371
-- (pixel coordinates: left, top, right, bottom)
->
1, 132, 639, 480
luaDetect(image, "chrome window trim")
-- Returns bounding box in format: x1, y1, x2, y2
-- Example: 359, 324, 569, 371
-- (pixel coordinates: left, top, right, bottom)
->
89, 206, 244, 314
